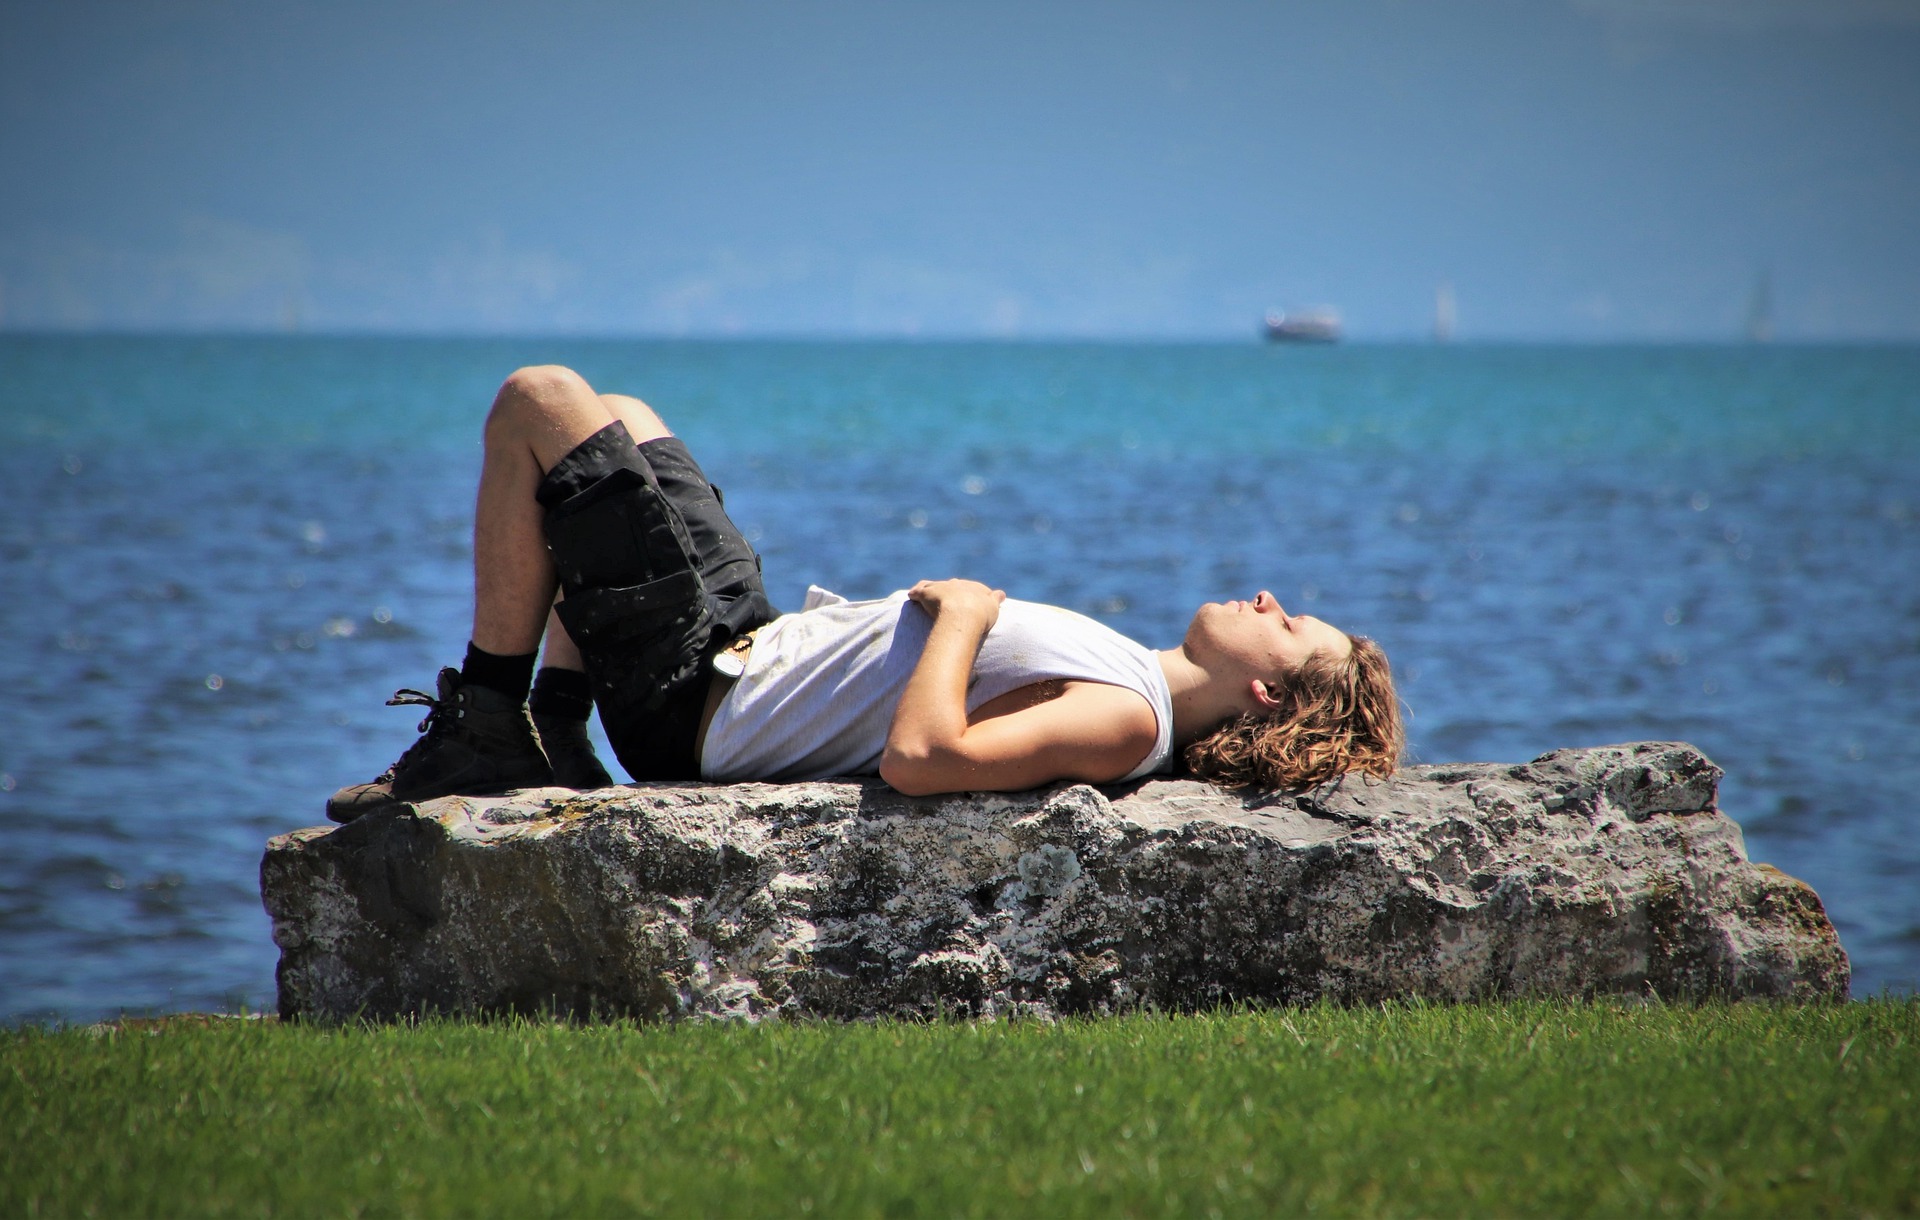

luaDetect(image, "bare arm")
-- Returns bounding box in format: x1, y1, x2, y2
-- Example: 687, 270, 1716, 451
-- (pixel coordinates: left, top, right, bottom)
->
879, 580, 1159, 796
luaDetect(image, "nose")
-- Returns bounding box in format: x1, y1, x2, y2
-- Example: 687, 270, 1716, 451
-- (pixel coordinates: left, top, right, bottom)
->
1255, 591, 1287, 617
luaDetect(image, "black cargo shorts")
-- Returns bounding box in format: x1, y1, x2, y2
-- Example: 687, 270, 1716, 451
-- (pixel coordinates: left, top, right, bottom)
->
535, 421, 776, 780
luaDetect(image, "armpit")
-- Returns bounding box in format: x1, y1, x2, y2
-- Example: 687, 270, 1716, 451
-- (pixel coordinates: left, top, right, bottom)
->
967, 678, 1068, 723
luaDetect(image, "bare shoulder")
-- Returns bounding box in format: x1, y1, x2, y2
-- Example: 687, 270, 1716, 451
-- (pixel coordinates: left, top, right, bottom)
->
969, 679, 1157, 762
1034, 680, 1158, 780
1057, 679, 1158, 734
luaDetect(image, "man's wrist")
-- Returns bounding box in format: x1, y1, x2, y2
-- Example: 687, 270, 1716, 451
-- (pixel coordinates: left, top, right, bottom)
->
935, 602, 996, 629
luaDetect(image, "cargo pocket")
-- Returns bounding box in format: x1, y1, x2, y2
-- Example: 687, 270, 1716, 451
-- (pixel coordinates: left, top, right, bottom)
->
554, 569, 708, 649
561, 573, 716, 715
543, 465, 702, 593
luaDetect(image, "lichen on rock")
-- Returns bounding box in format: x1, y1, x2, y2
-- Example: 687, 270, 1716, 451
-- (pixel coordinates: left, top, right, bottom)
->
261, 741, 1849, 1022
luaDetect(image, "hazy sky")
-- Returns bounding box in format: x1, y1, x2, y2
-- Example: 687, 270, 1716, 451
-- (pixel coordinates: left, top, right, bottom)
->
3, 0, 1917, 339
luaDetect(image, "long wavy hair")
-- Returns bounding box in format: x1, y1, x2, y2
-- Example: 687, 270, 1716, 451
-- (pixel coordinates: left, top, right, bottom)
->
1183, 634, 1403, 790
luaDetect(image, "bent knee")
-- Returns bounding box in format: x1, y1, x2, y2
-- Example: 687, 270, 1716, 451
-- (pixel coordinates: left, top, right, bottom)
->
498, 364, 593, 406
487, 365, 596, 436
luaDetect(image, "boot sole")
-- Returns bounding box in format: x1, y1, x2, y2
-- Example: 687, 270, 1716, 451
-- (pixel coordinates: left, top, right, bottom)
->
327, 776, 552, 825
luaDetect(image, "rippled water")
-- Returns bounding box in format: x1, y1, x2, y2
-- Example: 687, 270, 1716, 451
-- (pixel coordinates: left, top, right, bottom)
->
2, 337, 1916, 1020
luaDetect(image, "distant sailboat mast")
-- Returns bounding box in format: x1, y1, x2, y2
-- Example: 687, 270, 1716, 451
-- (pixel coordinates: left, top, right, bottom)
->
1434, 281, 1456, 343
1745, 269, 1774, 343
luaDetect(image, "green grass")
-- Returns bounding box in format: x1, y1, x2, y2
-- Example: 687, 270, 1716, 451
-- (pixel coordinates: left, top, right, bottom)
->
4, 1001, 1916, 1218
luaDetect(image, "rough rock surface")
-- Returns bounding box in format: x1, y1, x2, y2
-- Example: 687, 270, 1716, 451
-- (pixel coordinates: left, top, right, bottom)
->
262, 742, 1848, 1022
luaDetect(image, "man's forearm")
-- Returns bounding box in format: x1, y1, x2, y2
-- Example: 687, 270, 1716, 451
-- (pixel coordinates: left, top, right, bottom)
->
883, 606, 991, 772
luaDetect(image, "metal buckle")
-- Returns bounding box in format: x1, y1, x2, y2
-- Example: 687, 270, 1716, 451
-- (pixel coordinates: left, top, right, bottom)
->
711, 630, 755, 679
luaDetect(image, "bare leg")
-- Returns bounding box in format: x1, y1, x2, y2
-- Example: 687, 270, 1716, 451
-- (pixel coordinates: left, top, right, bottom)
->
539, 603, 583, 671
471, 367, 639, 655
329, 367, 652, 820
596, 392, 673, 445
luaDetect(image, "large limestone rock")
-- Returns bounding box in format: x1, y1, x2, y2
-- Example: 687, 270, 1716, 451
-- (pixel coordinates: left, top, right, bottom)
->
262, 742, 1848, 1022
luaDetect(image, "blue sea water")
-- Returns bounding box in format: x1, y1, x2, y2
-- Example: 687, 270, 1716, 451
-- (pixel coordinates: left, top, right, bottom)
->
1, 336, 1916, 1020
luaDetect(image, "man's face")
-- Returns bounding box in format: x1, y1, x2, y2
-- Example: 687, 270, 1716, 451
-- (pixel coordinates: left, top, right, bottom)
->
1185, 591, 1352, 684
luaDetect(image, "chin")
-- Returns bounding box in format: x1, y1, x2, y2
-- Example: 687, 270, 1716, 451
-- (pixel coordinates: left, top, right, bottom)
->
1181, 613, 1212, 648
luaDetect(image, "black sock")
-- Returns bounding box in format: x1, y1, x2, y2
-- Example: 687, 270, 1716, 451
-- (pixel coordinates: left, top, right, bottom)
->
528, 666, 594, 721
460, 642, 538, 702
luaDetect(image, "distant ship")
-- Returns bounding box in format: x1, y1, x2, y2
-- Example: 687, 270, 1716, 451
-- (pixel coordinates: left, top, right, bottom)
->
1263, 308, 1342, 344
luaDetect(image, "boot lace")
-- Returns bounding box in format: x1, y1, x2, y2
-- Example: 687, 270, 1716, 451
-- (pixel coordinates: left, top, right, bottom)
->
383, 673, 466, 771
387, 685, 455, 733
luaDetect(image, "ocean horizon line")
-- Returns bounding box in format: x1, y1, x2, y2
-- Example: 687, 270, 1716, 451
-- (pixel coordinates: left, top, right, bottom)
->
4, 329, 1917, 350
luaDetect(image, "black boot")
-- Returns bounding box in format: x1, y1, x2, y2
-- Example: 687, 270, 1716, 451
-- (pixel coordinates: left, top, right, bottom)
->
326, 668, 553, 823
533, 713, 614, 790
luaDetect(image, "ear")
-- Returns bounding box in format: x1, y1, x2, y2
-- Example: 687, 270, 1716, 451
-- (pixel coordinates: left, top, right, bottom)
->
1249, 677, 1284, 711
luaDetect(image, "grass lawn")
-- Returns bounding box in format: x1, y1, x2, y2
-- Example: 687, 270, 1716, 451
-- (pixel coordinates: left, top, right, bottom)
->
4, 999, 1915, 1217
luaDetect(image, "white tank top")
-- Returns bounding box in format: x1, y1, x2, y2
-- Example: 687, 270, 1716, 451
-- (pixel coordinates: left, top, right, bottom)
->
699, 587, 1174, 783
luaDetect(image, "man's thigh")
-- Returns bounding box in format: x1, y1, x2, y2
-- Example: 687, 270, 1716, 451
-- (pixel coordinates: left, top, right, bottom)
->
637, 436, 770, 619
597, 393, 672, 445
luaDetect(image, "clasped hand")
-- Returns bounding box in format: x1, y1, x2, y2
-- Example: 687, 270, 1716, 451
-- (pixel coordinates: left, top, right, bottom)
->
906, 578, 1006, 629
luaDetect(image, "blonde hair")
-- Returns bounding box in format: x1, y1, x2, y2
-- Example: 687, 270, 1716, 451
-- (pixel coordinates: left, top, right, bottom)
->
1183, 635, 1403, 790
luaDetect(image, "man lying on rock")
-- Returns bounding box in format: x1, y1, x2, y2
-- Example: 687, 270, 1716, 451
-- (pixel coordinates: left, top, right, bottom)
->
327, 366, 1405, 822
